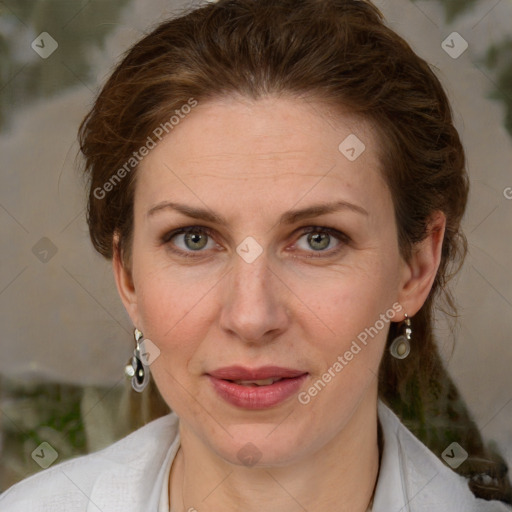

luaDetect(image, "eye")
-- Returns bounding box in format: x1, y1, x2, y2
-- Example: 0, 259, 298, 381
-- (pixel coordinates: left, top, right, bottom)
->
293, 227, 349, 258
162, 226, 216, 257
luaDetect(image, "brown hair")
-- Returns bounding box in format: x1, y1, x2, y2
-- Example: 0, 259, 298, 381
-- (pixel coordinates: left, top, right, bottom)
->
78, 0, 510, 503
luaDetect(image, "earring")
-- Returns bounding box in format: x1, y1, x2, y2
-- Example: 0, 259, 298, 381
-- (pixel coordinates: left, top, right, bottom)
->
124, 328, 150, 392
389, 314, 412, 359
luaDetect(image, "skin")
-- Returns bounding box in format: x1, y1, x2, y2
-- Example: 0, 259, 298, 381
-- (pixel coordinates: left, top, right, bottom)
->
113, 95, 445, 512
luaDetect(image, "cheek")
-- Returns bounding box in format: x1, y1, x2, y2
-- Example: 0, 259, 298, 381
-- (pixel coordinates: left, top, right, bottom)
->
299, 260, 399, 378
131, 255, 218, 371
132, 245, 198, 332
296, 270, 397, 413
303, 261, 397, 333
133, 269, 201, 411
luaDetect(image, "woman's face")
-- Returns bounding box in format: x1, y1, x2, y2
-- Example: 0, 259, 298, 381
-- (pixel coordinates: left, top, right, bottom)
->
115, 95, 434, 466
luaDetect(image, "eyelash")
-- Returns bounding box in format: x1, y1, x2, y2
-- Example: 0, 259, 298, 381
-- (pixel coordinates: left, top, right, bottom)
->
160, 225, 351, 259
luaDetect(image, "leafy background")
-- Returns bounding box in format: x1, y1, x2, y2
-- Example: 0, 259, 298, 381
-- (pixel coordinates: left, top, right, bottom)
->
410, 0, 512, 135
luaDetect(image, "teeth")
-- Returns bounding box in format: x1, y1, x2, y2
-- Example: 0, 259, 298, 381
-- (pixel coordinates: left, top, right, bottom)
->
233, 378, 282, 386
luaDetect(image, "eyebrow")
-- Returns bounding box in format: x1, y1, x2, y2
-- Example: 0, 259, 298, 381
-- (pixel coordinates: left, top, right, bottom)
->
146, 200, 368, 225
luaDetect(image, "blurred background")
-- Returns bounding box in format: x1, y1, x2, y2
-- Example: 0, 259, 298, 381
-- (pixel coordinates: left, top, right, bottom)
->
0, 0, 511, 494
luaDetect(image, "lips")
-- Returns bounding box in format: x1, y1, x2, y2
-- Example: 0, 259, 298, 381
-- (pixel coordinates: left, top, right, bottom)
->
206, 365, 309, 409
207, 365, 306, 381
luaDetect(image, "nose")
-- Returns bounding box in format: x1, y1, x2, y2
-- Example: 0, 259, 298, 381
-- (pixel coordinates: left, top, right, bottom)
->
219, 251, 290, 345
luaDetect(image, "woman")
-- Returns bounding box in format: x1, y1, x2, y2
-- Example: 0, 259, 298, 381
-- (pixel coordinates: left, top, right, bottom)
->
1, 0, 511, 510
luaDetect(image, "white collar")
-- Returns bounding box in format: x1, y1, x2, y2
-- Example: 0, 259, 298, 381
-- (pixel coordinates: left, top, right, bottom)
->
9, 400, 504, 511
151, 400, 509, 511
372, 401, 509, 511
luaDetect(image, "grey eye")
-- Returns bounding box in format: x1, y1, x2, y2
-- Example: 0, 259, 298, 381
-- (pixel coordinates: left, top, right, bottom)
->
306, 232, 331, 251
296, 231, 340, 252
183, 232, 209, 250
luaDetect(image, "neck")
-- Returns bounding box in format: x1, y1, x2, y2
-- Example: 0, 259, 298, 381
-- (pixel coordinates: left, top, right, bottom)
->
170, 391, 380, 512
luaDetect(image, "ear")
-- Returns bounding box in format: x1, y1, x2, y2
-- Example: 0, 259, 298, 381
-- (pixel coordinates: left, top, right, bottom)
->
396, 211, 446, 319
112, 232, 139, 327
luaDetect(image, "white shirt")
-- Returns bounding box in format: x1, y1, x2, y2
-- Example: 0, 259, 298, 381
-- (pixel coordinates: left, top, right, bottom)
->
1, 400, 510, 511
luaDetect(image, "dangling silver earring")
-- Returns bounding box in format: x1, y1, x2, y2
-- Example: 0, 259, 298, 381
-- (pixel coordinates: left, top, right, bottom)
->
124, 328, 150, 392
390, 314, 412, 359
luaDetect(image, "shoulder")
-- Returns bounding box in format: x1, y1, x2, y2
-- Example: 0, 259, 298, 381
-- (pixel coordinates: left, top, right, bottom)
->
0, 412, 180, 512
377, 401, 511, 512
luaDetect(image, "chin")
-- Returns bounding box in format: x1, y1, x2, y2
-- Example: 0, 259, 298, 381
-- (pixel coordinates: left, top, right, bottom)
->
209, 423, 307, 468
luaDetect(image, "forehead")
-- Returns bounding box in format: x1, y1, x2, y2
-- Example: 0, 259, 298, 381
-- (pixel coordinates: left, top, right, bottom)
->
135, 95, 388, 219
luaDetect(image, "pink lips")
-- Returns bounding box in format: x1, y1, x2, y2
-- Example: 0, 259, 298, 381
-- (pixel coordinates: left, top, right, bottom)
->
207, 365, 306, 380
206, 365, 308, 409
